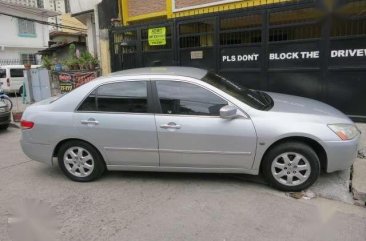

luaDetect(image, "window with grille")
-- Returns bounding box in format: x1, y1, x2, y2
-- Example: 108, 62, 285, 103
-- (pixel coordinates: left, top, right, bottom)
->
113, 31, 137, 55
20, 54, 37, 65
331, 1, 366, 37
269, 8, 323, 42
37, 0, 44, 8
64, 0, 71, 13
18, 19, 36, 37
220, 14, 262, 46
179, 20, 215, 49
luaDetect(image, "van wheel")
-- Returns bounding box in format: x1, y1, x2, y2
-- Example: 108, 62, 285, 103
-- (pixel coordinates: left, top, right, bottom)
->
58, 140, 106, 182
262, 142, 320, 192
19, 86, 23, 96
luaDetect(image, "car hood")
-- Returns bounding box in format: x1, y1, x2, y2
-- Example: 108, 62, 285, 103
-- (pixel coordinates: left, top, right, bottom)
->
266, 92, 348, 119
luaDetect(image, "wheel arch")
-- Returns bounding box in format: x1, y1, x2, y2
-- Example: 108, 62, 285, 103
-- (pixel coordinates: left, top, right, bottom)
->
260, 136, 328, 172
53, 138, 107, 166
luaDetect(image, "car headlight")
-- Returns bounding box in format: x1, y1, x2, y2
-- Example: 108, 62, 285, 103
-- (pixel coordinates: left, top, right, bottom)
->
328, 124, 360, 140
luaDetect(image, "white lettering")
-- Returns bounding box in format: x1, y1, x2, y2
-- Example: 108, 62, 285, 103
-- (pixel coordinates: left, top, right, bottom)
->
331, 49, 366, 58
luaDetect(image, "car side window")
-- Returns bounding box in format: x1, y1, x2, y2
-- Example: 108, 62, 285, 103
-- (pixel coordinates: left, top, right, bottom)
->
156, 81, 228, 116
78, 81, 148, 113
78, 90, 97, 111
10, 69, 24, 78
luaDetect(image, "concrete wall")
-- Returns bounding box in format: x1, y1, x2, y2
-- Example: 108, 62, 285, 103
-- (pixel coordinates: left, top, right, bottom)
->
69, 0, 102, 14
0, 14, 48, 63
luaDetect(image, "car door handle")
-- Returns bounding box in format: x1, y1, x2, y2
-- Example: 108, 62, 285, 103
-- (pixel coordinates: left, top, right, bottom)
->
81, 118, 99, 125
160, 122, 181, 129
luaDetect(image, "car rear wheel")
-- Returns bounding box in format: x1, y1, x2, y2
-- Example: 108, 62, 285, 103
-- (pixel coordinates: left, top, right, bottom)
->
58, 140, 105, 182
262, 142, 320, 192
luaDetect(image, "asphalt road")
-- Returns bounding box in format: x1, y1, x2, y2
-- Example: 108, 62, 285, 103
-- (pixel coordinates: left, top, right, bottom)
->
0, 127, 365, 241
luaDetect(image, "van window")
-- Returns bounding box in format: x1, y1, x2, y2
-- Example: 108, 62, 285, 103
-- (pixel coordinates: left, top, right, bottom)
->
10, 69, 24, 78
0, 69, 5, 78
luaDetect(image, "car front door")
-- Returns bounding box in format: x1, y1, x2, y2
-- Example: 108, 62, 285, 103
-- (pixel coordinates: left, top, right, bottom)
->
153, 80, 257, 170
74, 80, 159, 167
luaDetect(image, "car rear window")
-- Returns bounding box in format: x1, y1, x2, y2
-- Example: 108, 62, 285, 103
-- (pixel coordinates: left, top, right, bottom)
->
0, 69, 5, 78
10, 69, 24, 78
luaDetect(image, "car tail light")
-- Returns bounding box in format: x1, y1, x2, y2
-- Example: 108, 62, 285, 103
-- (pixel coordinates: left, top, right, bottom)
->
6, 78, 10, 87
21, 120, 34, 129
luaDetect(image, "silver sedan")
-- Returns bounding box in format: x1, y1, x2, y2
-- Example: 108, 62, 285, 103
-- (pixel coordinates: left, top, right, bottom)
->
20, 67, 361, 191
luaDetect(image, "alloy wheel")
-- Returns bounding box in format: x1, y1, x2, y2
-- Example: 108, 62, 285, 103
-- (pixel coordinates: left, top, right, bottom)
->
271, 152, 311, 186
63, 147, 95, 177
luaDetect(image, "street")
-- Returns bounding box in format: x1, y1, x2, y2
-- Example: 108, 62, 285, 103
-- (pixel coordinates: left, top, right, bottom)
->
0, 127, 365, 241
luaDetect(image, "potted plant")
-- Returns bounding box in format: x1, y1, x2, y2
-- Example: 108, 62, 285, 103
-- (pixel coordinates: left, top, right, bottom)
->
90, 56, 99, 70
41, 55, 53, 70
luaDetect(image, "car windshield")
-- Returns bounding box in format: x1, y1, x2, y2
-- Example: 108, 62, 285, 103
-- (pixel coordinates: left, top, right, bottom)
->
201, 72, 273, 111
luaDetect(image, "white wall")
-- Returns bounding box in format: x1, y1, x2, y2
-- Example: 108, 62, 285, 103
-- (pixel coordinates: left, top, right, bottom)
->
69, 0, 102, 14
0, 15, 49, 62
0, 15, 48, 49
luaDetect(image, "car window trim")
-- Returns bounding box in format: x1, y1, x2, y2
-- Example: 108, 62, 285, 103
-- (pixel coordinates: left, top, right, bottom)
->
75, 79, 154, 114
151, 79, 231, 117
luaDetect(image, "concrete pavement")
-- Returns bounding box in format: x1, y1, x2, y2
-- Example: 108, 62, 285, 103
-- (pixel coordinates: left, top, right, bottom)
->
0, 127, 365, 241
352, 123, 366, 204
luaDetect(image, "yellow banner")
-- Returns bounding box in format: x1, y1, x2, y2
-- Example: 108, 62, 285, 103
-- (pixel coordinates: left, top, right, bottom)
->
148, 27, 166, 46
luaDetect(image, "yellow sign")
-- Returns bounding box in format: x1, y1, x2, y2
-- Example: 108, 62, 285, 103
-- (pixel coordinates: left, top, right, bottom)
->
148, 27, 166, 46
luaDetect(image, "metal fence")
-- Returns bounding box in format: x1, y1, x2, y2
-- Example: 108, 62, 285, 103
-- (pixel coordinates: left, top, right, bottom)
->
110, 0, 366, 121
0, 59, 38, 66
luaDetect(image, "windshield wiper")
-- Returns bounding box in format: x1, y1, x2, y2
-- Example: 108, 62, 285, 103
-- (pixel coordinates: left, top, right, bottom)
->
247, 91, 266, 107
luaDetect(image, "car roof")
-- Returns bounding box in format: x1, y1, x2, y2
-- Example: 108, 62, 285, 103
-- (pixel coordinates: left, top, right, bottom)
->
109, 67, 208, 79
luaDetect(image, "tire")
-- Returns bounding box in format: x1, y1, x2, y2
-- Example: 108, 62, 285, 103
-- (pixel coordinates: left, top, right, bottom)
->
1, 97, 12, 111
262, 141, 320, 192
19, 86, 23, 97
58, 140, 106, 182
0, 124, 9, 130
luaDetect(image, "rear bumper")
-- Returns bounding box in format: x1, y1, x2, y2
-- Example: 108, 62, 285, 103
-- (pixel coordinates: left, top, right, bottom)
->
0, 111, 11, 125
20, 138, 53, 165
324, 135, 361, 173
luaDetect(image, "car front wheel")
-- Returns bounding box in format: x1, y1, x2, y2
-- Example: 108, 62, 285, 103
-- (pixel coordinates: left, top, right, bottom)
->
262, 142, 320, 192
58, 140, 105, 182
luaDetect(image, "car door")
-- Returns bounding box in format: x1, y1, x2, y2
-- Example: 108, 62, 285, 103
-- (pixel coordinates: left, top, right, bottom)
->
74, 80, 159, 167
153, 80, 257, 170
9, 68, 24, 92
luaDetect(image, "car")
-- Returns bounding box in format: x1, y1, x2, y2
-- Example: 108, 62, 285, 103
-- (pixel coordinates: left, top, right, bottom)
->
20, 67, 361, 191
0, 65, 40, 94
0, 100, 11, 130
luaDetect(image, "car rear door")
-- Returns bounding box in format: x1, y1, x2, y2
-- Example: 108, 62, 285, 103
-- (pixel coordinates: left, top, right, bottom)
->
74, 80, 159, 167
9, 68, 25, 92
153, 79, 257, 170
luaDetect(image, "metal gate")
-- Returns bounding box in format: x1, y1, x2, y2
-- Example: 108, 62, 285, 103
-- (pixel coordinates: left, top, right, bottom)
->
110, 0, 366, 121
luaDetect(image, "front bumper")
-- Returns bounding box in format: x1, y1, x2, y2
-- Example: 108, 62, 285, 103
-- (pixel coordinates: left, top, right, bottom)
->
0, 111, 11, 125
324, 134, 361, 173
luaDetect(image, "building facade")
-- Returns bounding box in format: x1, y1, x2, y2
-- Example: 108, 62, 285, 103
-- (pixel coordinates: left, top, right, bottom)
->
69, 0, 119, 75
0, 0, 58, 65
110, 0, 366, 121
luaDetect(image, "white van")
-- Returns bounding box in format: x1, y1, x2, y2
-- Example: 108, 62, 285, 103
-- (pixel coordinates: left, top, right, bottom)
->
0, 65, 40, 94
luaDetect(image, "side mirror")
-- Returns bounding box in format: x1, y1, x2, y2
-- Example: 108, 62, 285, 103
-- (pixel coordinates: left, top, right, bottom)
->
220, 105, 239, 119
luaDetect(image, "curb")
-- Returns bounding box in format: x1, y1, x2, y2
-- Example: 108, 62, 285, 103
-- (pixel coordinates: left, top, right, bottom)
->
351, 158, 366, 206
9, 123, 20, 129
